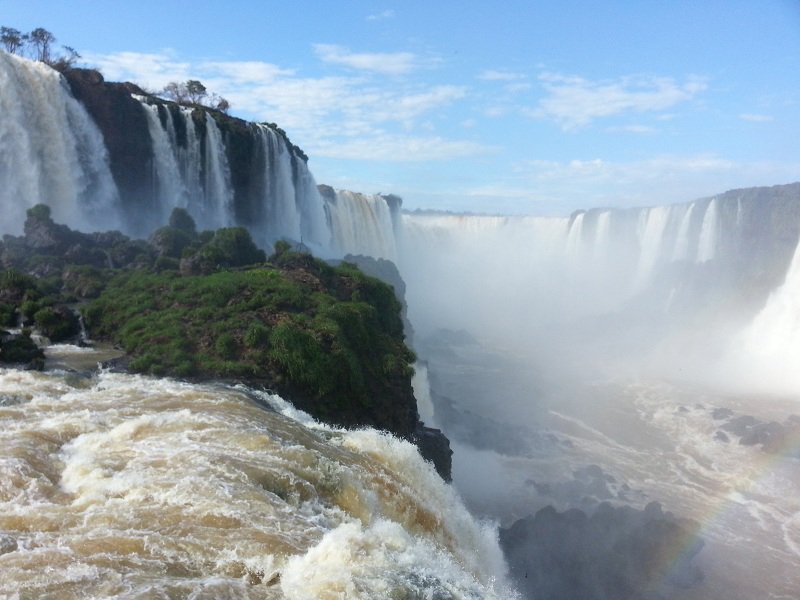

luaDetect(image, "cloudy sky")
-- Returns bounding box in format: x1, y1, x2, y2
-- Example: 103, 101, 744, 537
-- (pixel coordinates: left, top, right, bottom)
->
4, 0, 799, 214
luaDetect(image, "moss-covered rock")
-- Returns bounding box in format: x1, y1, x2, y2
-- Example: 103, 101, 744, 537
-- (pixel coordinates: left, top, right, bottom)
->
0, 331, 45, 367
33, 305, 80, 343
84, 255, 417, 436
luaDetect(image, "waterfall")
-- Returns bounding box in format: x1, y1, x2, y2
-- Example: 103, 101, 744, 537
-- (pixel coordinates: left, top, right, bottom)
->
635, 205, 672, 287
733, 235, 800, 391
697, 198, 719, 263
565, 212, 585, 258
0, 52, 119, 235
325, 190, 400, 259
140, 102, 186, 223
202, 113, 233, 229
672, 203, 695, 261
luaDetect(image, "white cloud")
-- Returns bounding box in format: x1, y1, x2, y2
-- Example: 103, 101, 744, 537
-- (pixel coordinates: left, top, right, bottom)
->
313, 135, 494, 161
313, 43, 417, 75
81, 50, 474, 163
201, 61, 294, 82
486, 154, 799, 213
82, 50, 192, 90
367, 9, 395, 21
528, 72, 707, 130
739, 113, 773, 122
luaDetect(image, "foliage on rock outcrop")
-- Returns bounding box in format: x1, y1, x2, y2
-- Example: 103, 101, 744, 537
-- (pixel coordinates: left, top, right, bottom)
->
84, 255, 416, 432
1, 205, 418, 436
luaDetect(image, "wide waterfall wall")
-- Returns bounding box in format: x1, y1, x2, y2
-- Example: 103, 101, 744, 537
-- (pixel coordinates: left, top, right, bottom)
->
398, 183, 800, 387
0, 54, 396, 257
0, 52, 120, 234
133, 98, 333, 250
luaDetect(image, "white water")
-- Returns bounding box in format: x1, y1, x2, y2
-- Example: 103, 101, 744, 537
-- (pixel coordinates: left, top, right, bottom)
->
732, 236, 800, 392
0, 52, 119, 235
697, 198, 719, 263
327, 190, 400, 260
0, 368, 514, 599
202, 113, 234, 229
395, 189, 800, 599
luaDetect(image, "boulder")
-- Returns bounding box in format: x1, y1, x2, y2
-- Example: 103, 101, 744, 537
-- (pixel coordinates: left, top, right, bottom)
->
412, 423, 453, 481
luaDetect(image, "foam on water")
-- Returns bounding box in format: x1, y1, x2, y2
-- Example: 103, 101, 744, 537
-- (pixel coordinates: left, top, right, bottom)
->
0, 368, 515, 599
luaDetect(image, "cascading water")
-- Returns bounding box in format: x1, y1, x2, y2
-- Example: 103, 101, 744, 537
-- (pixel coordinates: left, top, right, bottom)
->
397, 189, 799, 378
0, 368, 514, 598
396, 185, 800, 600
732, 235, 800, 392
0, 52, 119, 235
202, 113, 234, 229
697, 198, 719, 263
139, 102, 187, 223
672, 203, 695, 261
325, 190, 400, 260
635, 205, 672, 288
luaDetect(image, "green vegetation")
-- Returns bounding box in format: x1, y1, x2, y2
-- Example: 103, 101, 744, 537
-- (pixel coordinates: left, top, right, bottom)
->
1, 204, 416, 431
84, 257, 414, 423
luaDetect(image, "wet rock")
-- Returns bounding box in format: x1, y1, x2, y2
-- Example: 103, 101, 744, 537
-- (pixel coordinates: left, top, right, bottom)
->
501, 501, 704, 600
711, 407, 734, 420
0, 332, 45, 366
739, 421, 784, 447
721, 415, 759, 436
412, 423, 453, 482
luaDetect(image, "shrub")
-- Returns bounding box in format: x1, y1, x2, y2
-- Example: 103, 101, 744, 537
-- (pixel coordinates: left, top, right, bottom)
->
168, 208, 197, 235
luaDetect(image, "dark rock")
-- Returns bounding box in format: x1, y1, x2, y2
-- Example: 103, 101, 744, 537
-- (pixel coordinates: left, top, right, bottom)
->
0, 332, 45, 366
412, 423, 453, 481
63, 69, 155, 235
23, 204, 79, 250
150, 226, 195, 258
714, 430, 730, 443
721, 415, 759, 436
99, 354, 132, 372
33, 305, 81, 342
501, 501, 704, 600
711, 407, 734, 420
740, 421, 784, 447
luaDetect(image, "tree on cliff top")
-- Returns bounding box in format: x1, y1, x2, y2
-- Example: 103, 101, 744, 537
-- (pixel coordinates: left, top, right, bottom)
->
28, 27, 55, 63
1, 27, 26, 54
160, 79, 231, 113
1, 25, 81, 71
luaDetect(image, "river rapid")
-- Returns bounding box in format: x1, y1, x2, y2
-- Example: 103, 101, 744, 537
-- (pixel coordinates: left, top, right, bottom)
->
0, 364, 514, 599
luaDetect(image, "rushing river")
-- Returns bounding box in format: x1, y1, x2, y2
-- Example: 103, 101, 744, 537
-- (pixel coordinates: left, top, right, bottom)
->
0, 365, 514, 599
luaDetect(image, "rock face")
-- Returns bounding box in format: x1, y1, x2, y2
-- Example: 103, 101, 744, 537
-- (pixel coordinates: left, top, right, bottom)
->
62, 67, 317, 240
412, 423, 453, 482
500, 502, 704, 600
0, 331, 45, 369
62, 69, 153, 227
712, 406, 800, 456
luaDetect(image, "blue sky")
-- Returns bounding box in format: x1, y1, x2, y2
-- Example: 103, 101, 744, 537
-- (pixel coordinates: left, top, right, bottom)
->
3, 0, 799, 214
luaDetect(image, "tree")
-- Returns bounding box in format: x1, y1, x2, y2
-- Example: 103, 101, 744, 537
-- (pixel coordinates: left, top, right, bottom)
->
28, 27, 56, 63
184, 79, 207, 104
160, 81, 188, 104
168, 207, 197, 236
50, 45, 81, 72
160, 80, 229, 112
209, 94, 231, 114
1, 27, 25, 54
